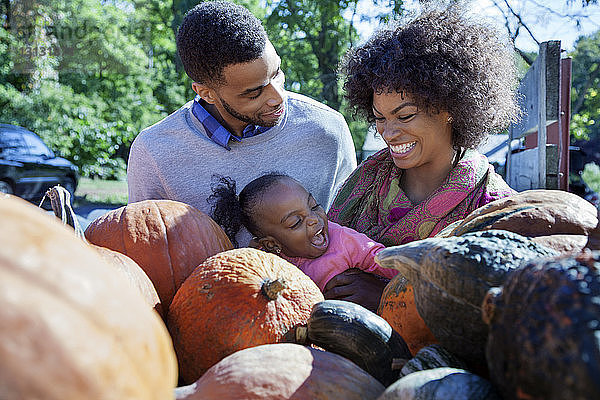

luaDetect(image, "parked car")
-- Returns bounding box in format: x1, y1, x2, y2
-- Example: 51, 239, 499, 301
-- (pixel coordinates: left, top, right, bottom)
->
0, 124, 79, 202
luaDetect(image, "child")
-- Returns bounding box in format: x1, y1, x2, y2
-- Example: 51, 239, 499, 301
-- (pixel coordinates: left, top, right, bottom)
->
208, 173, 398, 291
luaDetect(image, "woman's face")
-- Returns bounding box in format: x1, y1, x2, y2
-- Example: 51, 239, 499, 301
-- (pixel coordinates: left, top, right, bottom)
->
255, 178, 329, 259
372, 91, 454, 171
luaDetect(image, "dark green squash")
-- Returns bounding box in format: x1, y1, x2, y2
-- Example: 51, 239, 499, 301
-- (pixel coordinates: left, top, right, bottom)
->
378, 367, 501, 400
295, 299, 411, 386
399, 344, 468, 378
375, 230, 558, 374
483, 250, 600, 400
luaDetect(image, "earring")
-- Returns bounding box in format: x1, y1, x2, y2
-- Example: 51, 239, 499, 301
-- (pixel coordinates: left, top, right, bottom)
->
274, 247, 281, 254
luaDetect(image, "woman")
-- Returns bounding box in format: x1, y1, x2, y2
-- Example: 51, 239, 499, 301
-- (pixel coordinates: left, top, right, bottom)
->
323, 6, 520, 310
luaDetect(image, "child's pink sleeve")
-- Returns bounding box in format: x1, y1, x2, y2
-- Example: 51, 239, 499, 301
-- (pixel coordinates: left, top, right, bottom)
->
340, 225, 399, 279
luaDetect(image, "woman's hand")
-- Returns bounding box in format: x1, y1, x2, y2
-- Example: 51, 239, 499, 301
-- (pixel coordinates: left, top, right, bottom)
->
323, 268, 390, 313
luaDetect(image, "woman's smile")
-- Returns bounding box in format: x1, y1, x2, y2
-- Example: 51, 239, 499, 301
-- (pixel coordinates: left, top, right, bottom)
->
389, 141, 417, 156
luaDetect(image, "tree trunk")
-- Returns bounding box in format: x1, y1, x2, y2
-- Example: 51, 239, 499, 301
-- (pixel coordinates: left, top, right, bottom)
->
315, 8, 340, 110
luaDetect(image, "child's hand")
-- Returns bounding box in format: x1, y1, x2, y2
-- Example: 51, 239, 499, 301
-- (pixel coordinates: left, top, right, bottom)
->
323, 269, 390, 313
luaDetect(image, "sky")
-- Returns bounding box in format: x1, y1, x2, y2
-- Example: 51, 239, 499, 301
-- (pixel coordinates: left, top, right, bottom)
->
351, 0, 600, 53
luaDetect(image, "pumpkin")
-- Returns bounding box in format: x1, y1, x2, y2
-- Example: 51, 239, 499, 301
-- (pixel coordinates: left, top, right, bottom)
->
377, 274, 437, 356
482, 250, 600, 400
295, 299, 412, 386
378, 367, 501, 400
174, 343, 385, 399
42, 185, 163, 316
167, 248, 325, 384
84, 199, 233, 312
375, 230, 558, 374
399, 344, 468, 378
436, 189, 599, 253
530, 233, 591, 254
91, 244, 164, 316
0, 194, 178, 399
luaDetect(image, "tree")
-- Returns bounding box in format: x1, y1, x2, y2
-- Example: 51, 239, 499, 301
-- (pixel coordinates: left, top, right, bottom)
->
265, 0, 357, 111
569, 29, 600, 141
488, 0, 599, 65
482, 1, 599, 142
0, 0, 179, 178
2, 0, 414, 175
264, 0, 407, 111
263, 0, 407, 149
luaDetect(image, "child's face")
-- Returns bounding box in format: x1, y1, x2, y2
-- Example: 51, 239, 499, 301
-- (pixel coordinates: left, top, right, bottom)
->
255, 178, 329, 259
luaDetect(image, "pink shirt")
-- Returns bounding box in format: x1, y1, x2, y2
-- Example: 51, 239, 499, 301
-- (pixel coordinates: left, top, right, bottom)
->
281, 221, 399, 290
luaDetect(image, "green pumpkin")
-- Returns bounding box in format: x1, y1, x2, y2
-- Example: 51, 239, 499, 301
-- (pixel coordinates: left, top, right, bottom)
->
375, 230, 558, 373
378, 368, 501, 400
399, 344, 468, 378
296, 299, 411, 386
483, 251, 600, 400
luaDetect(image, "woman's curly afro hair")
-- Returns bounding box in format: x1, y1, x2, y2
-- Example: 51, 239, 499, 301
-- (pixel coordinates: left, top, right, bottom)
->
341, 6, 521, 149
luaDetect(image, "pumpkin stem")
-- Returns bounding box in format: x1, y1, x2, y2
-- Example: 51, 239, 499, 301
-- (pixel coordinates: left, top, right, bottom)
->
40, 185, 87, 242
481, 287, 502, 325
295, 325, 308, 344
262, 278, 286, 300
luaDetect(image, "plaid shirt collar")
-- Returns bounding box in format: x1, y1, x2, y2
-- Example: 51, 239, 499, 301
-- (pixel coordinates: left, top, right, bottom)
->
191, 95, 271, 151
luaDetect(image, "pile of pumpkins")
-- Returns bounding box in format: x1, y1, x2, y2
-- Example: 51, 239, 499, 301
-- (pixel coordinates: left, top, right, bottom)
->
2, 186, 599, 399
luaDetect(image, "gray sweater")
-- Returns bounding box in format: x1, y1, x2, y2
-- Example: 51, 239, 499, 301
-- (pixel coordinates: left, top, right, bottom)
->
127, 91, 357, 246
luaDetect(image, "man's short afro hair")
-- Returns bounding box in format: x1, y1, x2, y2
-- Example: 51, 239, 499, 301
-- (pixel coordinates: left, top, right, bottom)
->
176, 1, 268, 85
341, 6, 521, 149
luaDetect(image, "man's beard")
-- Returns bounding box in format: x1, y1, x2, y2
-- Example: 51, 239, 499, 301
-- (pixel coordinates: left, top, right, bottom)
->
220, 97, 282, 128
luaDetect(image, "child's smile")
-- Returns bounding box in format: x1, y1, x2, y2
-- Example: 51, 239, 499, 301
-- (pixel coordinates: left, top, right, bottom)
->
255, 177, 330, 259
310, 227, 328, 250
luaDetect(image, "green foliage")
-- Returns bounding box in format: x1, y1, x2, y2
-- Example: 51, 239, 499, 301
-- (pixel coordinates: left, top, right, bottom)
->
17, 0, 598, 175
1, 0, 411, 175
265, 0, 359, 111
0, 80, 129, 179
1, 0, 183, 178
582, 162, 600, 193
569, 29, 600, 142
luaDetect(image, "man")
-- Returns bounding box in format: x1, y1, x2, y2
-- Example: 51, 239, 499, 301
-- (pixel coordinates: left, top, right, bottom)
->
127, 1, 356, 246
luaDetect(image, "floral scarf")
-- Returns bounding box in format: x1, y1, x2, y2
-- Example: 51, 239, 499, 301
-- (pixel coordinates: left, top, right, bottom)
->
327, 148, 515, 247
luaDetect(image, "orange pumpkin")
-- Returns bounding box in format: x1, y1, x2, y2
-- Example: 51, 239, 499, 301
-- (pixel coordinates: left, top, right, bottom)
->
42, 185, 163, 316
174, 343, 385, 399
84, 199, 233, 312
168, 248, 325, 384
377, 274, 437, 356
91, 244, 164, 317
0, 194, 178, 399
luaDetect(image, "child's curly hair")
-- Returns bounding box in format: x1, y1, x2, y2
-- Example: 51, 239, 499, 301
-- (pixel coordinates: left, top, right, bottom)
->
341, 6, 521, 149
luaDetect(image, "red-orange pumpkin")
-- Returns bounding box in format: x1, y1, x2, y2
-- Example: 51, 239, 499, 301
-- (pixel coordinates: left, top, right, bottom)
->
168, 248, 325, 384
174, 343, 385, 400
0, 194, 178, 399
84, 199, 233, 312
377, 274, 437, 356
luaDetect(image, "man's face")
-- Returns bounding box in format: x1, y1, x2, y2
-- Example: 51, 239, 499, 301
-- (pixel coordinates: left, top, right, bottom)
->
202, 40, 286, 136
